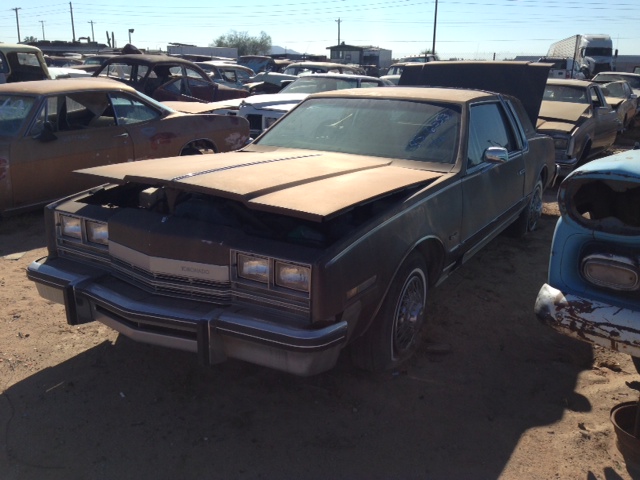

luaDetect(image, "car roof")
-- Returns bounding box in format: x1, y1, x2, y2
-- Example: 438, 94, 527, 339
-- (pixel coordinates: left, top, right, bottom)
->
546, 79, 594, 87
0, 43, 44, 54
594, 72, 640, 78
101, 54, 197, 66
291, 73, 384, 82
287, 62, 358, 68
308, 86, 493, 103
0, 77, 138, 95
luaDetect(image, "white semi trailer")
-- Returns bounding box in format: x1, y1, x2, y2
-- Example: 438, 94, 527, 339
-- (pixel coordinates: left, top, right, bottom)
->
547, 34, 615, 78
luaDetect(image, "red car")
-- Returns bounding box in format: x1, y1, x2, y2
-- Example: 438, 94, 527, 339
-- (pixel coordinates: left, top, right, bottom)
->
94, 54, 249, 103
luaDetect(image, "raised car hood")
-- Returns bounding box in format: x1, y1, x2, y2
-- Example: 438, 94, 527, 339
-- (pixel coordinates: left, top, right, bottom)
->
78, 151, 442, 222
398, 61, 550, 126
538, 101, 589, 124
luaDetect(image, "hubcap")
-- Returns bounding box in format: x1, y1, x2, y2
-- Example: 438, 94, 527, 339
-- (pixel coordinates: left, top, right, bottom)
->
528, 186, 542, 231
393, 269, 426, 357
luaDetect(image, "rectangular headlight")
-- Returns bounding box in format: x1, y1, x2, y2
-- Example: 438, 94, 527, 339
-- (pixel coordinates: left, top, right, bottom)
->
275, 261, 310, 292
86, 220, 108, 246
60, 215, 81, 239
237, 253, 269, 284
582, 254, 639, 291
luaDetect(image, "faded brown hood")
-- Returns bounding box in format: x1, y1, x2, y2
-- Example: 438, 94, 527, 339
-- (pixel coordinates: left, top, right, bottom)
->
78, 151, 442, 222
538, 101, 590, 123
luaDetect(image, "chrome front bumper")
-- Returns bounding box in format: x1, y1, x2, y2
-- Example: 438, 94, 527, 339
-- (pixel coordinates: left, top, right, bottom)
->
27, 256, 348, 376
535, 283, 640, 358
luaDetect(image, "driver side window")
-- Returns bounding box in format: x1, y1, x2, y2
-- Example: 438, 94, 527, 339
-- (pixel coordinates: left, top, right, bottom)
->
467, 102, 517, 169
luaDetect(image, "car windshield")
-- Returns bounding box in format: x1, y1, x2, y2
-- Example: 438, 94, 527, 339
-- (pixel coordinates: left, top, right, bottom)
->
543, 85, 588, 103
0, 95, 36, 136
280, 77, 360, 94
256, 97, 461, 164
602, 82, 627, 98
594, 74, 640, 89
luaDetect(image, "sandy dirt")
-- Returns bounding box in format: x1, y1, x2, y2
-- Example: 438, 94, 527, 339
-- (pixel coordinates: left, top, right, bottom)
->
2, 135, 640, 480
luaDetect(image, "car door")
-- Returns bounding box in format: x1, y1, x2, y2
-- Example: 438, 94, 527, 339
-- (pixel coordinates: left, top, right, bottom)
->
9, 92, 133, 210
589, 85, 619, 147
460, 100, 525, 250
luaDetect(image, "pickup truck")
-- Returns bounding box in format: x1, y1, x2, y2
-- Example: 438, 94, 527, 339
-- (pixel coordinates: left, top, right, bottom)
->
0, 43, 50, 83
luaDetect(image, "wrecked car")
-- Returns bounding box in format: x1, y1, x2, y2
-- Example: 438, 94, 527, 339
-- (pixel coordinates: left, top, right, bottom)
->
536, 79, 619, 175
0, 77, 249, 216
93, 54, 249, 103
27, 64, 555, 376
535, 149, 640, 372
195, 61, 254, 91
0, 43, 50, 83
597, 80, 639, 130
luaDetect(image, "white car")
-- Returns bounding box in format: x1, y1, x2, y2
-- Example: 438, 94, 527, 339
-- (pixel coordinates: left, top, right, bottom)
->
238, 73, 393, 137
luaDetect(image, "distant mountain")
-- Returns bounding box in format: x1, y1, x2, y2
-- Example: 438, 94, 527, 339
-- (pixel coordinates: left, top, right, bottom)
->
270, 45, 300, 55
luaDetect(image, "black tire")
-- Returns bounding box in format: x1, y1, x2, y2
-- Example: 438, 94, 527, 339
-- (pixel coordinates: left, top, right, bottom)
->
507, 178, 543, 238
351, 252, 428, 372
180, 147, 203, 155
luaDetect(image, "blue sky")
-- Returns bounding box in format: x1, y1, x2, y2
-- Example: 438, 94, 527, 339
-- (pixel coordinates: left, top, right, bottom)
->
1, 0, 639, 60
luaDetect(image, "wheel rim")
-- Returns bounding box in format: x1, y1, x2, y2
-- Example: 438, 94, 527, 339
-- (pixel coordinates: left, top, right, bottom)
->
527, 185, 543, 231
392, 268, 426, 359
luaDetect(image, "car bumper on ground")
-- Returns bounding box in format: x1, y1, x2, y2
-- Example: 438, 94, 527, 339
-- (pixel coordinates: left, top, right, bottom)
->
27, 256, 348, 376
535, 283, 640, 358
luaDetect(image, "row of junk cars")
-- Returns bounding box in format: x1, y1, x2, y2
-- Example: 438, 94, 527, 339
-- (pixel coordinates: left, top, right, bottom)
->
1, 43, 640, 387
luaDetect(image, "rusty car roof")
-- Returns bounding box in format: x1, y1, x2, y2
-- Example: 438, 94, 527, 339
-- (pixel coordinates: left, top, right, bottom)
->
77, 151, 443, 222
308, 86, 493, 103
0, 77, 137, 95
546, 79, 594, 87
98, 54, 198, 66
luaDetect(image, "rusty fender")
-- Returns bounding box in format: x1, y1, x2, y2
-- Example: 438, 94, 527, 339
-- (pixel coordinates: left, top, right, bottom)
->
535, 283, 640, 357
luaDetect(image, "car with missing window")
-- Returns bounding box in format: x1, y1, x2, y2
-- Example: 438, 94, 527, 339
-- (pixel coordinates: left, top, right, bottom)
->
27, 62, 555, 376
0, 43, 50, 83
195, 61, 254, 91
597, 80, 638, 131
93, 54, 249, 103
535, 149, 640, 372
536, 78, 619, 175
0, 77, 249, 216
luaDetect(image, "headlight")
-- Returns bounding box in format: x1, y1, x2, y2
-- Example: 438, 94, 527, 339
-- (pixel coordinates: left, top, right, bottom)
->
275, 261, 310, 292
60, 215, 81, 239
86, 220, 108, 246
582, 254, 639, 291
553, 136, 569, 150
237, 254, 269, 283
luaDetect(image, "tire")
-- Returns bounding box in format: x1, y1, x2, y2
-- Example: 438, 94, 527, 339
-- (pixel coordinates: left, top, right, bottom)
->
506, 178, 543, 238
350, 252, 428, 372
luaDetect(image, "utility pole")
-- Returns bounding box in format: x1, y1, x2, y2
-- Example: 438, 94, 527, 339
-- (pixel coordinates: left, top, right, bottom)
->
12, 7, 21, 42
40, 20, 45, 40
88, 20, 95, 42
431, 0, 438, 55
335, 18, 341, 45
69, 2, 76, 42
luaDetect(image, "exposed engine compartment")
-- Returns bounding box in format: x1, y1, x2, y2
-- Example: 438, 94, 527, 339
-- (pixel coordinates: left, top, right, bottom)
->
81, 182, 417, 248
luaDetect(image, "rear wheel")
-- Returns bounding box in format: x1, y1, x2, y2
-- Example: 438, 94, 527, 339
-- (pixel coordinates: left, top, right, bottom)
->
631, 356, 640, 374
351, 252, 428, 372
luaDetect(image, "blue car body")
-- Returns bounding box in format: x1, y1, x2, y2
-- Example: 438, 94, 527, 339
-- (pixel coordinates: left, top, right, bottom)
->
535, 149, 640, 362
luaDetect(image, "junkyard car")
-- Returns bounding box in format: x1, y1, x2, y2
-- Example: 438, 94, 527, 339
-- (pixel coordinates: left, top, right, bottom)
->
27, 65, 555, 376
535, 149, 640, 371
93, 54, 249, 103
238, 73, 393, 137
282, 62, 365, 76
598, 80, 638, 131
195, 61, 254, 91
536, 79, 619, 175
592, 72, 640, 98
0, 77, 249, 216
0, 43, 50, 83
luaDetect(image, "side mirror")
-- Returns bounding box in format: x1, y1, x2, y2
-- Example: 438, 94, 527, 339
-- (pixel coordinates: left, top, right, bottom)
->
34, 121, 57, 142
483, 146, 508, 164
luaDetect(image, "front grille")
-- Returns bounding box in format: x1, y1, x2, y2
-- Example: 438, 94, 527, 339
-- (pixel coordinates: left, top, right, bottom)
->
111, 258, 231, 303
245, 114, 262, 131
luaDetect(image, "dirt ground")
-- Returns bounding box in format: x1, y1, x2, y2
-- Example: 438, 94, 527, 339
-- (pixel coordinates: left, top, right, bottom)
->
2, 135, 640, 480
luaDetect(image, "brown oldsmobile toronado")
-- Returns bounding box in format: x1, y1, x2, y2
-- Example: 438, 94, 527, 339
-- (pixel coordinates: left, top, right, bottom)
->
27, 63, 556, 375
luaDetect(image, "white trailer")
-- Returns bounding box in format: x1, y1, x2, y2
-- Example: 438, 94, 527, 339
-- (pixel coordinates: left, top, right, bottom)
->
547, 34, 614, 78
